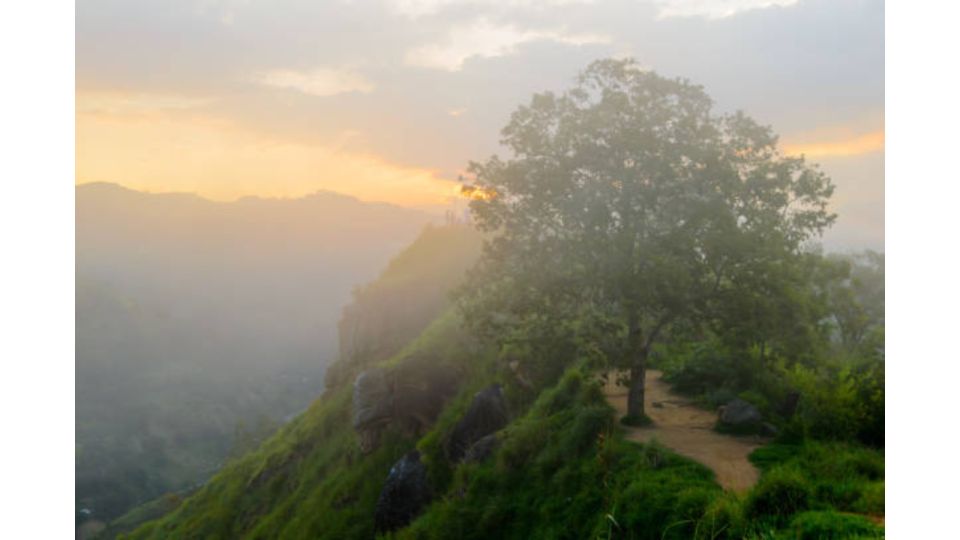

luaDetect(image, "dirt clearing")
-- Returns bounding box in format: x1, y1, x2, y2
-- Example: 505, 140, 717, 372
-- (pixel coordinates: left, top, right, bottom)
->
603, 369, 769, 492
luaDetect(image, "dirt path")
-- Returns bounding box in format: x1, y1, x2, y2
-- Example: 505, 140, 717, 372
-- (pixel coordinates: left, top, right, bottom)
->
603, 370, 769, 492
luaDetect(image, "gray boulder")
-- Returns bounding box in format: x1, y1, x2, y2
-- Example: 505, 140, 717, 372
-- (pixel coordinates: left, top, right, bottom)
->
353, 368, 393, 429
718, 398, 763, 432
391, 361, 459, 436
446, 384, 508, 462
353, 369, 393, 453
374, 450, 432, 533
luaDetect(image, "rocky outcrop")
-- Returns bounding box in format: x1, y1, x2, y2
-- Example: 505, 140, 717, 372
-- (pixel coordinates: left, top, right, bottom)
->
717, 398, 764, 433
353, 368, 394, 452
446, 385, 508, 462
353, 359, 460, 453
374, 450, 432, 533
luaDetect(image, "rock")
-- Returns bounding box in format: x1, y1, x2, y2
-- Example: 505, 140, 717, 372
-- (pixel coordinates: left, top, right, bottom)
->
353, 368, 393, 428
374, 450, 432, 533
446, 384, 509, 462
353, 369, 393, 453
718, 398, 763, 431
353, 361, 460, 453
463, 434, 499, 464
760, 422, 779, 437
391, 360, 459, 436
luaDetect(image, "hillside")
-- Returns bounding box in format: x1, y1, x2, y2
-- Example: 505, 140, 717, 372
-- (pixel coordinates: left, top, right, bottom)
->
119, 228, 884, 540
76, 182, 437, 526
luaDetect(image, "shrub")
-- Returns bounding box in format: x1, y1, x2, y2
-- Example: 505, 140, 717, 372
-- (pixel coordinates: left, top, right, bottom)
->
851, 481, 884, 515
745, 466, 813, 524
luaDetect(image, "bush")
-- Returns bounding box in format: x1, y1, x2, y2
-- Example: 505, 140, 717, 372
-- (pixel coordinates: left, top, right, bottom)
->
851, 481, 884, 515
745, 466, 813, 524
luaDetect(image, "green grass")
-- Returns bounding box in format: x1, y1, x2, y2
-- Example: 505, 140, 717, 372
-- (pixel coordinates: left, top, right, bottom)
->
749, 442, 884, 517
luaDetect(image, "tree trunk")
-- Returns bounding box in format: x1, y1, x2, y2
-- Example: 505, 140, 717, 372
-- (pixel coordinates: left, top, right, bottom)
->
626, 346, 648, 418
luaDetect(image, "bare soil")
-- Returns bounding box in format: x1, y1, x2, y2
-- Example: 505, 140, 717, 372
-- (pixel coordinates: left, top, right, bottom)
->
603, 369, 770, 492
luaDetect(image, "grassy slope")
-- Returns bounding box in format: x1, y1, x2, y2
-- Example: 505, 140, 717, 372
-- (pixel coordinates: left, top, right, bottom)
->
124, 313, 727, 540
125, 312, 884, 539
123, 311, 485, 540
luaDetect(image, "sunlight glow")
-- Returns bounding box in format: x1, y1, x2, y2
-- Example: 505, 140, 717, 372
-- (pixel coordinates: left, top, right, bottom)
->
76, 92, 456, 207
783, 130, 885, 158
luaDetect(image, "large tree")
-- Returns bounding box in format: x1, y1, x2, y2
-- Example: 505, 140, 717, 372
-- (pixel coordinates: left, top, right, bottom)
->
462, 59, 835, 419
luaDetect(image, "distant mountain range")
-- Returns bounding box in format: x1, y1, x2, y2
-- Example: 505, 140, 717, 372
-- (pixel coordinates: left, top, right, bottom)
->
76, 182, 438, 523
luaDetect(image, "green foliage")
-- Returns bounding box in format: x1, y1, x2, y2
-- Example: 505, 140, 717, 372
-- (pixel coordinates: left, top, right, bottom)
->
783, 511, 883, 539
398, 370, 727, 540
744, 466, 813, 524
749, 442, 884, 517
782, 358, 885, 445
659, 313, 883, 446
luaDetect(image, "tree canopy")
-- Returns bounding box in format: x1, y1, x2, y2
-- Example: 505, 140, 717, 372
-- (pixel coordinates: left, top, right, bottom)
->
461, 58, 835, 418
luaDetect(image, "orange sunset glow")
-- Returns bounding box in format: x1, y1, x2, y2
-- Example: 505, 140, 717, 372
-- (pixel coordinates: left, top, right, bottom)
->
76, 92, 461, 207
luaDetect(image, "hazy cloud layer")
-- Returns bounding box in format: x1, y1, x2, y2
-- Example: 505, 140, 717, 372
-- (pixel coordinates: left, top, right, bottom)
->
77, 0, 883, 249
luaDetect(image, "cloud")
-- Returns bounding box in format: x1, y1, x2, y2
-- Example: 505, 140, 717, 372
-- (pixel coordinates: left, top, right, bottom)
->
783, 130, 884, 158
253, 68, 374, 97
389, 0, 596, 19
404, 18, 610, 71
77, 91, 213, 118
653, 0, 799, 19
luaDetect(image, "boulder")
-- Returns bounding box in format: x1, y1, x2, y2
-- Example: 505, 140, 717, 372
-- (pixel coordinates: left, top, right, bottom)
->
353, 368, 393, 429
463, 434, 499, 464
374, 450, 432, 533
446, 384, 508, 462
353, 361, 461, 453
353, 369, 393, 453
718, 398, 763, 432
391, 361, 459, 436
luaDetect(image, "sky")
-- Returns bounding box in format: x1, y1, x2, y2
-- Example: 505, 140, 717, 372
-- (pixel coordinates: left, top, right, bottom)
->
76, 0, 884, 250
